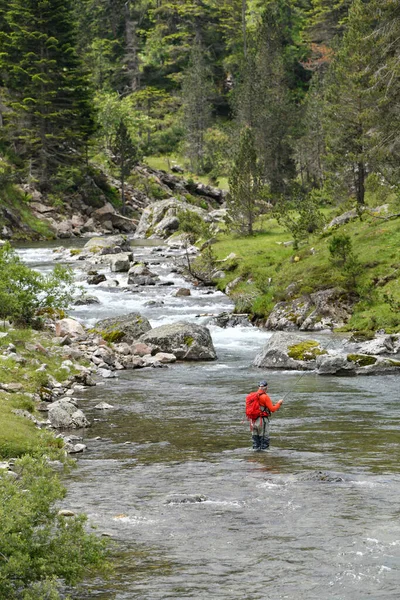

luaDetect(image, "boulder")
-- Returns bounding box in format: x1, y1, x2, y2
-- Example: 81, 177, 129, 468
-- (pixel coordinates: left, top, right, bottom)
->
326, 209, 358, 229
127, 263, 159, 285
134, 198, 208, 239
55, 318, 86, 339
316, 354, 356, 375
174, 288, 191, 297
94, 312, 152, 344
87, 272, 106, 285
265, 288, 353, 332
110, 254, 131, 272
73, 294, 100, 306
139, 321, 217, 360
355, 335, 397, 356
48, 399, 90, 429
84, 235, 131, 253
253, 331, 324, 370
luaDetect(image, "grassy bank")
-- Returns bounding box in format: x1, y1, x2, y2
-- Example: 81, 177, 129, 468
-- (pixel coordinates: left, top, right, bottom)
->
0, 327, 83, 458
211, 206, 400, 333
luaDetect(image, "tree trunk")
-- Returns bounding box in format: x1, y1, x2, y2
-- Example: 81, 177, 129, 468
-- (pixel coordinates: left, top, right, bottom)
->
357, 161, 365, 205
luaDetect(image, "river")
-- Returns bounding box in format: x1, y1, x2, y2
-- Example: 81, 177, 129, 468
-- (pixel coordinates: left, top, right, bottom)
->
18, 240, 400, 600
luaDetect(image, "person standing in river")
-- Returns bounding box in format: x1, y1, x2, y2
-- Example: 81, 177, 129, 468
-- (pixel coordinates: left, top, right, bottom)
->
247, 380, 283, 451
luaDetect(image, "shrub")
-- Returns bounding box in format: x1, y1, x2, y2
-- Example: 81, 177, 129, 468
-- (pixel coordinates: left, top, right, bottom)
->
0, 243, 75, 326
0, 456, 110, 599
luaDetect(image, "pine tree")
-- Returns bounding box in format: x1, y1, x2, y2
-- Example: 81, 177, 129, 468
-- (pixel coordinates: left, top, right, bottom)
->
322, 0, 376, 205
0, 0, 94, 187
308, 0, 353, 44
110, 120, 140, 214
227, 126, 262, 235
181, 37, 213, 173
236, 1, 303, 197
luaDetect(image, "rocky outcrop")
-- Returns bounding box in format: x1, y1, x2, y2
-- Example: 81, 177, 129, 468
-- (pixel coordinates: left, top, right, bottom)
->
134, 198, 208, 239
94, 312, 152, 344
265, 288, 353, 331
253, 331, 400, 375
139, 321, 217, 360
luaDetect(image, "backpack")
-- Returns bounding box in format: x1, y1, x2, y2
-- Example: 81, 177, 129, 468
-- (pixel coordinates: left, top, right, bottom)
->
245, 391, 271, 421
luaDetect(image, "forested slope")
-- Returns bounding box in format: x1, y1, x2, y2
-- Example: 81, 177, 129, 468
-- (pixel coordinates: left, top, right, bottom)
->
0, 0, 399, 328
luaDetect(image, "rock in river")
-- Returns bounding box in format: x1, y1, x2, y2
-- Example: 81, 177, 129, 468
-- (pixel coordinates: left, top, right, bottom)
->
94, 312, 152, 344
139, 321, 217, 361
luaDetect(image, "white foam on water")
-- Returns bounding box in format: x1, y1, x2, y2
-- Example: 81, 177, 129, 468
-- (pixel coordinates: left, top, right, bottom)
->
210, 325, 271, 352
202, 499, 243, 507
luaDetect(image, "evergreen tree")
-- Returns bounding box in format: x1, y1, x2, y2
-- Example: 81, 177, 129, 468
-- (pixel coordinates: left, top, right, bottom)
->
236, 1, 304, 196
110, 120, 140, 214
227, 126, 262, 235
322, 0, 376, 205
0, 0, 94, 187
308, 0, 353, 44
181, 37, 213, 173
368, 0, 400, 183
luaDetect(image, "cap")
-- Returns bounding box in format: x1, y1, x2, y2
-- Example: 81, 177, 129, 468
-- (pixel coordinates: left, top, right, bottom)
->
259, 380, 268, 387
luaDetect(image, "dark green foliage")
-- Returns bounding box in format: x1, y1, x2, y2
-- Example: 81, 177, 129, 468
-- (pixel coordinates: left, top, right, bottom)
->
181, 38, 213, 174
227, 126, 263, 235
110, 120, 141, 213
0, 455, 109, 599
0, 0, 95, 187
328, 233, 360, 291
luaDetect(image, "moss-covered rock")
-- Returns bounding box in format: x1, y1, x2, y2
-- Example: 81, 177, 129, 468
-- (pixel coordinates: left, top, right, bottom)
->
346, 354, 378, 367
93, 312, 151, 344
288, 340, 327, 361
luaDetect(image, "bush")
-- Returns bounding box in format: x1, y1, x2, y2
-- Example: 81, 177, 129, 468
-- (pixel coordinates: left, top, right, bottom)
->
0, 456, 110, 599
328, 234, 361, 292
0, 243, 75, 326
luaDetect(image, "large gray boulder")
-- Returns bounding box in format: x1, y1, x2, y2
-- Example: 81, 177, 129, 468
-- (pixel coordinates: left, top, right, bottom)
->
83, 235, 131, 253
316, 354, 356, 375
94, 312, 152, 344
253, 331, 325, 370
139, 321, 217, 360
134, 198, 208, 239
48, 399, 90, 429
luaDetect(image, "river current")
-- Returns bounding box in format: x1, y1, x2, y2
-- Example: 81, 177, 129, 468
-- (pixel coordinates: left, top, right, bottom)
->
18, 240, 400, 600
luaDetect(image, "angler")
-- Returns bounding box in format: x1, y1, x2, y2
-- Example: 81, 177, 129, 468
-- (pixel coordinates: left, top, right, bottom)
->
245, 380, 283, 451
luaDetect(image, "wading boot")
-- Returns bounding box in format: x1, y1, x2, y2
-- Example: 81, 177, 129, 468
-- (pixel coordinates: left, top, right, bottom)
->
260, 436, 270, 451
252, 435, 261, 451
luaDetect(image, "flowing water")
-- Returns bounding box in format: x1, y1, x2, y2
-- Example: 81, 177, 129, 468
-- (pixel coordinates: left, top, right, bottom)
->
17, 241, 400, 600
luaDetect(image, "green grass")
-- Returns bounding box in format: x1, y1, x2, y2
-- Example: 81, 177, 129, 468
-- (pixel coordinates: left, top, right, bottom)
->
0, 328, 84, 458
211, 206, 400, 331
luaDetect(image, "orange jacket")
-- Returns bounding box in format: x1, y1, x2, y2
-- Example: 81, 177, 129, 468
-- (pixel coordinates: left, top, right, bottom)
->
257, 389, 282, 413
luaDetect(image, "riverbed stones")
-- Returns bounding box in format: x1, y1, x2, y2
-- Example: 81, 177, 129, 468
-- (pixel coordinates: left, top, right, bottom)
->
139, 321, 217, 360
87, 272, 107, 285
94, 312, 152, 344
48, 399, 90, 429
55, 318, 86, 339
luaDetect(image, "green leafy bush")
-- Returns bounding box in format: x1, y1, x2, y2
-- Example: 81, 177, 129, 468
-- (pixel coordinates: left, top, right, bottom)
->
0, 243, 75, 326
0, 456, 110, 599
